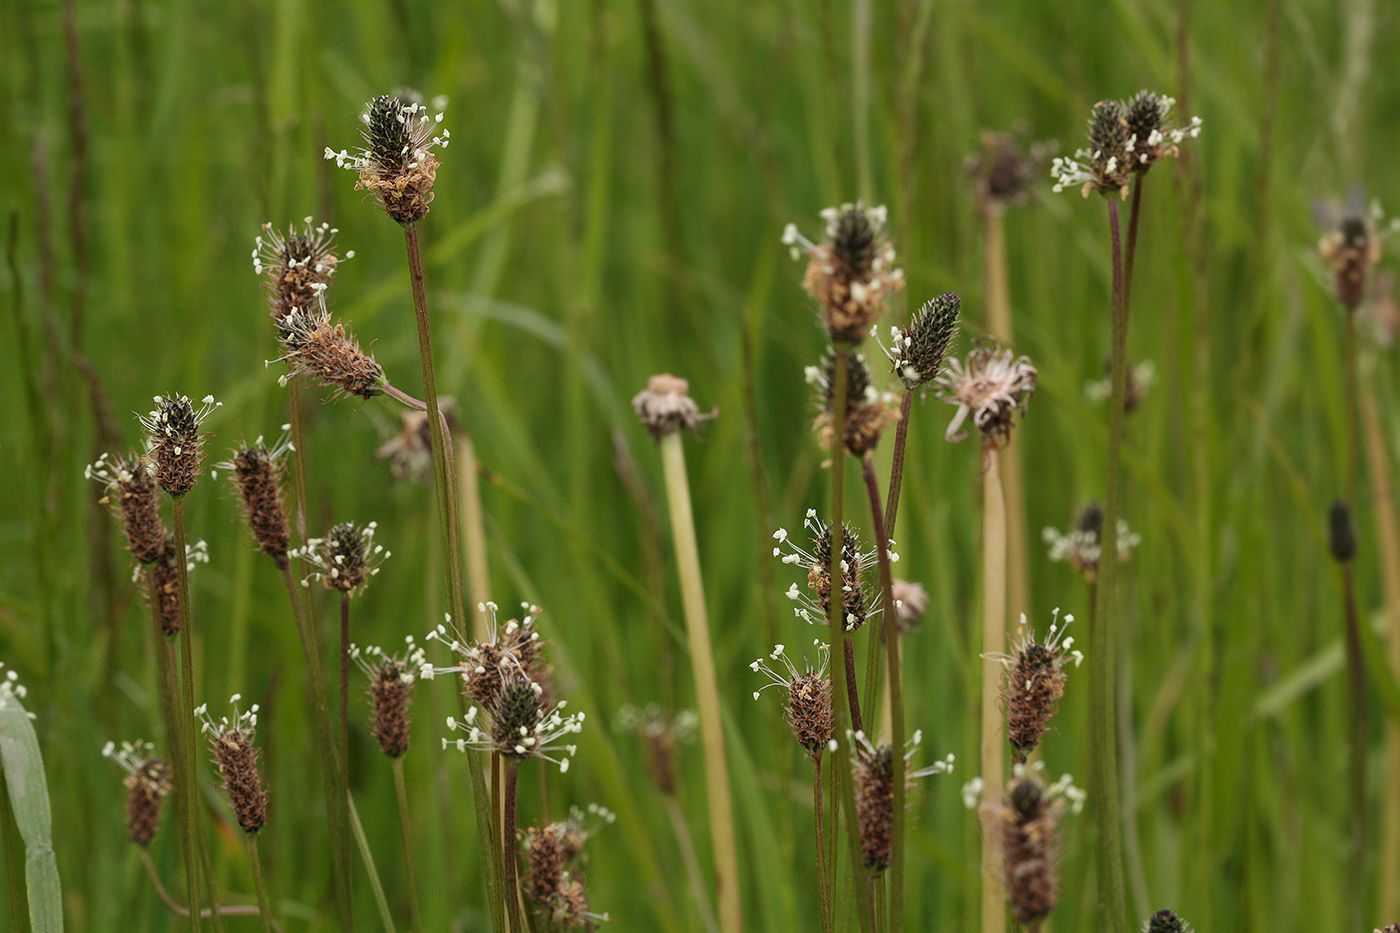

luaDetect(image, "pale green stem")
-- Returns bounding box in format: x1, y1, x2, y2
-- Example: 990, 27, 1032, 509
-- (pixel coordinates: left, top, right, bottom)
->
348, 791, 398, 933
979, 444, 1007, 933
456, 433, 493, 642
659, 429, 742, 933
392, 758, 425, 933
247, 836, 275, 933
662, 794, 720, 933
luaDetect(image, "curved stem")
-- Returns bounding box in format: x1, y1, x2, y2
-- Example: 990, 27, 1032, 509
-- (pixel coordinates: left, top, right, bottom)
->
861, 457, 904, 930
137, 849, 270, 920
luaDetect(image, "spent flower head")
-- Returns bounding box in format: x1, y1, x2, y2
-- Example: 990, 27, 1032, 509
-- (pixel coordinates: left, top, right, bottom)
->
751, 640, 834, 758
214, 431, 294, 567
87, 452, 167, 565
252, 218, 351, 323
632, 374, 715, 439
1042, 502, 1140, 581
934, 339, 1037, 445
326, 95, 451, 226
196, 695, 268, 834
274, 297, 386, 399
1085, 358, 1155, 412
807, 350, 898, 457
352, 638, 428, 758
891, 579, 928, 633
138, 394, 221, 498
849, 729, 954, 871
773, 509, 893, 632
876, 292, 961, 391
103, 739, 172, 847
294, 521, 388, 595
985, 609, 1083, 761
784, 202, 904, 343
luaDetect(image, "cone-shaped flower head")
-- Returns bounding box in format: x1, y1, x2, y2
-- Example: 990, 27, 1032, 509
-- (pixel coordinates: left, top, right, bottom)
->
139, 394, 221, 498
276, 296, 386, 400
87, 453, 168, 565
1318, 197, 1394, 312
1146, 910, 1194, 933
215, 432, 293, 568
252, 218, 350, 323
1123, 91, 1202, 174
103, 740, 172, 847
773, 509, 893, 632
934, 339, 1037, 446
423, 601, 544, 710
878, 292, 961, 391
326, 95, 451, 226
783, 202, 905, 343
197, 696, 268, 834
751, 640, 833, 758
295, 521, 388, 595
986, 609, 1083, 762
1329, 500, 1358, 563
352, 638, 428, 758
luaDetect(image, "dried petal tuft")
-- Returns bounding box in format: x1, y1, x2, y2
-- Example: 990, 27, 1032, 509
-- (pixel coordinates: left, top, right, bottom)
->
633, 374, 715, 439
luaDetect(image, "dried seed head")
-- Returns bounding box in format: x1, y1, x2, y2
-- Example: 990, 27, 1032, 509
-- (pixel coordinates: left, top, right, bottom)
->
296, 521, 388, 595
967, 128, 1053, 208
326, 95, 451, 227
1043, 502, 1141, 582
632, 374, 715, 439
525, 823, 567, 907
375, 399, 459, 483
853, 736, 895, 871
879, 293, 961, 391
751, 642, 833, 757
1319, 209, 1383, 311
989, 610, 1083, 762
139, 394, 221, 498
103, 740, 172, 847
1329, 500, 1357, 563
252, 218, 349, 323
87, 453, 168, 564
276, 304, 386, 399
142, 539, 210, 635
891, 579, 928, 633
784, 203, 905, 343
353, 640, 428, 758
1147, 909, 1193, 933
934, 339, 1037, 446
217, 434, 293, 568
808, 350, 898, 457
1124, 91, 1202, 174
197, 698, 268, 834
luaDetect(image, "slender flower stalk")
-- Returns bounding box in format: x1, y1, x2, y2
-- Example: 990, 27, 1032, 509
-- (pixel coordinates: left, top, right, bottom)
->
634, 375, 741, 933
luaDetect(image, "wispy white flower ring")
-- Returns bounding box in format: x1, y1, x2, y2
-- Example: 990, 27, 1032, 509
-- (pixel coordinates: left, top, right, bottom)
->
934, 340, 1037, 446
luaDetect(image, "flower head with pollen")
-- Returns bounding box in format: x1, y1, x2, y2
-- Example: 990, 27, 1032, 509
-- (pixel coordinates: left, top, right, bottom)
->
1317, 196, 1397, 312
442, 677, 584, 771
352, 638, 428, 758
875, 292, 961, 391
849, 729, 954, 872
934, 340, 1036, 446
196, 696, 268, 835
213, 431, 293, 568
422, 601, 544, 709
252, 218, 351, 323
807, 349, 898, 457
1042, 502, 1140, 582
87, 453, 168, 565
985, 609, 1083, 762
751, 640, 834, 758
326, 95, 451, 227
999, 763, 1085, 925
773, 509, 893, 632
1123, 91, 1202, 175
783, 202, 905, 343
275, 295, 386, 399
295, 521, 389, 595
138, 394, 221, 498
522, 805, 616, 921
1051, 99, 1133, 199
632, 374, 715, 439
102, 739, 172, 847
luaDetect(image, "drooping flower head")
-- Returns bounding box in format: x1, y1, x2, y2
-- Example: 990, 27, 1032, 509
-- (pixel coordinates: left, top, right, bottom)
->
196, 695, 268, 834
275, 293, 386, 400
934, 339, 1037, 446
295, 521, 389, 595
783, 202, 905, 343
87, 452, 168, 565
773, 509, 893, 632
214, 431, 294, 568
751, 640, 833, 758
138, 394, 221, 498
985, 609, 1083, 762
876, 292, 961, 391
102, 739, 172, 847
352, 638, 428, 758
252, 218, 351, 323
1042, 502, 1140, 582
325, 95, 451, 226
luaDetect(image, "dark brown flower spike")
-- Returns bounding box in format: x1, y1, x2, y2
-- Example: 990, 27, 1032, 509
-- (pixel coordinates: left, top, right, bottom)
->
295, 520, 389, 595
808, 349, 898, 457
773, 509, 889, 632
985, 609, 1083, 762
784, 202, 905, 343
215, 432, 293, 568
197, 696, 269, 834
966, 128, 1054, 209
1147, 910, 1193, 933
252, 218, 351, 324
849, 729, 954, 872
326, 95, 451, 227
103, 740, 172, 847
1123, 91, 1202, 175
999, 766, 1084, 925
138, 393, 221, 498
87, 453, 168, 564
144, 538, 210, 635
878, 292, 961, 391
523, 806, 616, 926
751, 641, 834, 758
352, 639, 428, 758
423, 601, 544, 710
1318, 201, 1388, 312
276, 299, 386, 399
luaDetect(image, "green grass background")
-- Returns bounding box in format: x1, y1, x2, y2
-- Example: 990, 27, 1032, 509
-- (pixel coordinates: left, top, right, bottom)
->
2, 0, 1398, 928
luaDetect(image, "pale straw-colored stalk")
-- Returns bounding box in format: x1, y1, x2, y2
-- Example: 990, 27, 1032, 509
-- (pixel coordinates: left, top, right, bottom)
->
979, 443, 1008, 933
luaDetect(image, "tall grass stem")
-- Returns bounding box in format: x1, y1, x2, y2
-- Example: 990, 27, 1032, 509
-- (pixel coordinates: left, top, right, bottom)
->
979, 443, 1007, 933
171, 497, 207, 933
348, 791, 398, 933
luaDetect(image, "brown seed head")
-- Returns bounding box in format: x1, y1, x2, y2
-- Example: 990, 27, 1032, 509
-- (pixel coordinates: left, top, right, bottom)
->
104, 740, 172, 847
224, 439, 292, 568
854, 738, 895, 871
934, 339, 1037, 446
87, 453, 168, 564
139, 394, 220, 498
253, 219, 347, 324
371, 659, 413, 757
967, 128, 1054, 208
525, 824, 567, 906
788, 671, 834, 757
326, 95, 451, 227
785, 203, 905, 343
632, 374, 715, 439
1319, 210, 1383, 311
1002, 776, 1060, 923
277, 305, 385, 399
550, 875, 595, 928
198, 699, 268, 835
992, 610, 1082, 762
